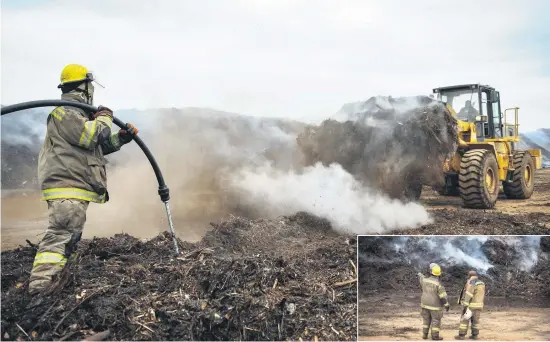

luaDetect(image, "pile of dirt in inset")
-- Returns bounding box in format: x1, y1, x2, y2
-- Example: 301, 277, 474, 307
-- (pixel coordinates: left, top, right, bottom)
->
1, 212, 357, 341
297, 96, 458, 199
358, 236, 550, 307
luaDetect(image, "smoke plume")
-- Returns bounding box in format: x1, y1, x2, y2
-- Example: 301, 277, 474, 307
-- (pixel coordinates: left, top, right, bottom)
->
230, 162, 431, 234
2, 97, 453, 239
89, 107, 435, 237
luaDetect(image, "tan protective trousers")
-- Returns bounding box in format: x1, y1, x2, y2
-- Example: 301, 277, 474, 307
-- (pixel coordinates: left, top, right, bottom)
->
28, 199, 89, 295
421, 308, 444, 339
458, 309, 481, 337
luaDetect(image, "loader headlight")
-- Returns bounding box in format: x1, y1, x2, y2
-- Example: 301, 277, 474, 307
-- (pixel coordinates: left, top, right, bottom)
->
475, 115, 488, 122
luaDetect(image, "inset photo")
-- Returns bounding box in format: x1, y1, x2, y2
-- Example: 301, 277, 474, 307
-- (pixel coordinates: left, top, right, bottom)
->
357, 235, 550, 341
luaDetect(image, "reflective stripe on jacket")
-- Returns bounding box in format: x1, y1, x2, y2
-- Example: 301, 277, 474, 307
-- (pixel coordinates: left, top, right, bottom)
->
420, 274, 449, 311
460, 276, 485, 309
38, 93, 124, 203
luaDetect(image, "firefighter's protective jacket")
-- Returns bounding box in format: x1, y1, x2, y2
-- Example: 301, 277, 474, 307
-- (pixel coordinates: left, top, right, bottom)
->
459, 276, 485, 309
38, 93, 124, 203
419, 274, 450, 311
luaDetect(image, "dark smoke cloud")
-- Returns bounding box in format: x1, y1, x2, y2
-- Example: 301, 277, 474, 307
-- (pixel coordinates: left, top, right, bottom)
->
297, 95, 458, 198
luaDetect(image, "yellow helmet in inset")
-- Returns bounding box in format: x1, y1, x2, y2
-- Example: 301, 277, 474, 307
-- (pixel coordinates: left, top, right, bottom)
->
431, 263, 441, 277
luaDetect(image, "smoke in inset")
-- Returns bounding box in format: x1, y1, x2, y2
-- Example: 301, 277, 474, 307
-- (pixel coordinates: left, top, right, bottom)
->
359, 236, 543, 274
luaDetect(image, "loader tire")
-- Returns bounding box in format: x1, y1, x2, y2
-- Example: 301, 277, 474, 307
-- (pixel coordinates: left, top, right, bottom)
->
503, 151, 535, 199
459, 149, 500, 209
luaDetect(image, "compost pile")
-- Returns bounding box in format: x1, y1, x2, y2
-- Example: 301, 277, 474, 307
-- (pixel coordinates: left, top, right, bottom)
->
358, 236, 550, 306
1, 213, 357, 341
297, 95, 458, 199
390, 208, 550, 235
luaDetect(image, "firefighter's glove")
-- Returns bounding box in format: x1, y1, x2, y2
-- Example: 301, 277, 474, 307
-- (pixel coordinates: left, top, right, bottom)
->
417, 272, 423, 278
462, 306, 467, 315
93, 105, 114, 120
119, 123, 139, 144
445, 305, 450, 312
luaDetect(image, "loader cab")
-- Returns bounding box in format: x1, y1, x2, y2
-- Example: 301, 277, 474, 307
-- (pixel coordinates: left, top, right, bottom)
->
433, 84, 504, 141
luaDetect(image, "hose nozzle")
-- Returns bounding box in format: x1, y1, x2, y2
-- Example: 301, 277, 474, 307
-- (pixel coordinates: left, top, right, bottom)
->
158, 185, 170, 202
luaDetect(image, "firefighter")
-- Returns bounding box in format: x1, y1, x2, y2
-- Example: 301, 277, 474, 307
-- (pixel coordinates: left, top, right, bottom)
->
418, 263, 450, 340
455, 270, 486, 340
28, 64, 139, 296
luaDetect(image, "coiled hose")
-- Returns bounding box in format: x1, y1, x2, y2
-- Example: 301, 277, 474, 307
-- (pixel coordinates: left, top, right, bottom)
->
1, 100, 179, 254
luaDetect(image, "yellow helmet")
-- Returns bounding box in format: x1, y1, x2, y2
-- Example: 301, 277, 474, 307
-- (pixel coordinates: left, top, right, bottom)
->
58, 64, 103, 105
59, 64, 93, 86
431, 264, 441, 277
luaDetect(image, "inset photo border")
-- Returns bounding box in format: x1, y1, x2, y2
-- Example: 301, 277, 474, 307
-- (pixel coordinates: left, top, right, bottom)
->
356, 235, 550, 341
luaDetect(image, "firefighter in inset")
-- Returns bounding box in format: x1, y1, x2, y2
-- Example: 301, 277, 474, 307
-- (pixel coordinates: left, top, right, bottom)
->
455, 270, 486, 340
28, 64, 139, 296
418, 263, 450, 340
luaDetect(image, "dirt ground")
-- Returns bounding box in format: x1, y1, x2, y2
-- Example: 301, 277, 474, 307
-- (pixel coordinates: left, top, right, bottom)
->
0, 190, 211, 251
421, 169, 550, 215
392, 168, 550, 235
358, 294, 550, 341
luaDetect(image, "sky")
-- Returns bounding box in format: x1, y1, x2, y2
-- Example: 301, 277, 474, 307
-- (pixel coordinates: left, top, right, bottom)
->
2, 0, 550, 131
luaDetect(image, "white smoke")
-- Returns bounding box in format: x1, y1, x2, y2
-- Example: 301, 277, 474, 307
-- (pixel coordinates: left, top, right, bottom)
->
3, 105, 434, 239
229, 162, 432, 234
399, 236, 494, 273
502, 236, 541, 271
381, 236, 543, 274
441, 239, 493, 272
0, 109, 46, 147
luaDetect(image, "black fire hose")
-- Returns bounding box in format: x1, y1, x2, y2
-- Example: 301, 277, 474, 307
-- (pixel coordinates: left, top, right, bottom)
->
1, 100, 180, 254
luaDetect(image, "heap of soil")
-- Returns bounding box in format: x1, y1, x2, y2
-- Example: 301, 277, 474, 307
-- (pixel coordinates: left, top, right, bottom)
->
1, 212, 357, 341
297, 96, 458, 199
358, 236, 550, 307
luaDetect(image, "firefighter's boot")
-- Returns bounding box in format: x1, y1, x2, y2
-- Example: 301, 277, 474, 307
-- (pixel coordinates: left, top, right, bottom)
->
432, 332, 443, 341
454, 334, 465, 340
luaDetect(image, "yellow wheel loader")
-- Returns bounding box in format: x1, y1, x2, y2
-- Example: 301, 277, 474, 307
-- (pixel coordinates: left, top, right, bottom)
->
432, 84, 542, 209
